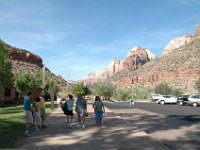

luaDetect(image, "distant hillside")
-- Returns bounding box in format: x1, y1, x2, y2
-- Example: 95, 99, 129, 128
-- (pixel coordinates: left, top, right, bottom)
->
82, 46, 156, 84
4, 42, 68, 92
85, 24, 200, 92
109, 38, 200, 92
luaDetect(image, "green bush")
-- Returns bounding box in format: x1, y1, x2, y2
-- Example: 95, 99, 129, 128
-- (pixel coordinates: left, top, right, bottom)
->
154, 83, 172, 95
113, 88, 131, 101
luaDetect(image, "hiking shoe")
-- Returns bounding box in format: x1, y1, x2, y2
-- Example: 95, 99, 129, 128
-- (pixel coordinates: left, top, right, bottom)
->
76, 124, 81, 128
82, 124, 85, 129
35, 128, 40, 131
69, 124, 73, 129
41, 125, 47, 128
24, 132, 31, 137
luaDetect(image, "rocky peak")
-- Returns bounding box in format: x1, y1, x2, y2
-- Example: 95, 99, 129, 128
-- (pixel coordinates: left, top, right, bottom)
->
121, 46, 156, 71
162, 34, 193, 56
82, 46, 156, 84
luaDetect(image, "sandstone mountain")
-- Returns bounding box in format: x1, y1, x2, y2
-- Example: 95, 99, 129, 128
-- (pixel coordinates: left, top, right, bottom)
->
108, 26, 200, 92
83, 24, 200, 92
82, 46, 156, 84
162, 34, 193, 56
4, 42, 68, 92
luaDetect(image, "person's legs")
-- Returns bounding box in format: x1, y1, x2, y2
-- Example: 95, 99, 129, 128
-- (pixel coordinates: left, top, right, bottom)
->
95, 112, 99, 125
24, 111, 33, 137
41, 109, 47, 127
67, 115, 70, 125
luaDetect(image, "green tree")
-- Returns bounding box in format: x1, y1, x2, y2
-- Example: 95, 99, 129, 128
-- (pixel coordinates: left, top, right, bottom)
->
194, 76, 200, 93
43, 71, 59, 110
93, 82, 114, 99
171, 88, 183, 96
0, 40, 13, 101
132, 85, 152, 100
71, 82, 91, 97
113, 88, 130, 101
14, 73, 40, 95
154, 83, 172, 95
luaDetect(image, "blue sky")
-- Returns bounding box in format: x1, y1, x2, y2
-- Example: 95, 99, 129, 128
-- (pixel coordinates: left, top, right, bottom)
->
0, 0, 200, 81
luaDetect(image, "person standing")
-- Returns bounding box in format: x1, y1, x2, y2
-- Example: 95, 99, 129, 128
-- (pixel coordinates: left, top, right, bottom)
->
39, 92, 47, 128
23, 91, 34, 137
57, 95, 62, 109
65, 94, 74, 128
93, 96, 105, 126
75, 94, 87, 129
130, 95, 135, 106
33, 97, 42, 131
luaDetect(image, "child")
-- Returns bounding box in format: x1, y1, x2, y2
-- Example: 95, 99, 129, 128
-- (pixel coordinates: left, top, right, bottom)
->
33, 97, 42, 131
93, 96, 105, 126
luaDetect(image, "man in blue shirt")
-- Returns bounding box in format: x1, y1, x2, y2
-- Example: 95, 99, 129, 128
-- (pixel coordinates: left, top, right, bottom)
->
23, 91, 33, 137
75, 94, 87, 129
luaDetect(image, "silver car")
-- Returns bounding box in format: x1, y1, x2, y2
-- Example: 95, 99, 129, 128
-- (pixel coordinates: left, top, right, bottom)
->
188, 94, 200, 107
156, 95, 177, 105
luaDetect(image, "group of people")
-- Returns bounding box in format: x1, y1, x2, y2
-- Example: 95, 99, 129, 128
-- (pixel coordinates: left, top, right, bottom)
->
23, 91, 47, 137
62, 94, 105, 129
23, 92, 106, 137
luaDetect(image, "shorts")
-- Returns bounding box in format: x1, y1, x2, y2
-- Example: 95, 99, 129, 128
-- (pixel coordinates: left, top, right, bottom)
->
25, 111, 33, 124
77, 110, 85, 117
65, 110, 73, 116
40, 109, 45, 120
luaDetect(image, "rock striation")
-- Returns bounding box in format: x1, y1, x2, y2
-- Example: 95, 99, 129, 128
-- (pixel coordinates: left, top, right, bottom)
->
162, 34, 193, 56
82, 46, 156, 84
110, 37, 200, 92
83, 24, 200, 92
4, 42, 68, 92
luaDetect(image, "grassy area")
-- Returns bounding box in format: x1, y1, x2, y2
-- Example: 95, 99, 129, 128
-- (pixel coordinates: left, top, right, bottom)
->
0, 101, 55, 149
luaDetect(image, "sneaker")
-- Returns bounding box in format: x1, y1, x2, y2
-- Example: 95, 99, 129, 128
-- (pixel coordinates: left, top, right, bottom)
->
41, 125, 47, 128
76, 124, 81, 128
69, 124, 73, 129
35, 128, 40, 131
82, 124, 85, 129
24, 132, 31, 137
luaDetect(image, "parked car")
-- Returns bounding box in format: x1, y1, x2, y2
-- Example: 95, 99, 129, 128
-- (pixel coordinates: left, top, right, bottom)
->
152, 94, 161, 102
188, 94, 200, 107
156, 95, 177, 105
176, 94, 190, 106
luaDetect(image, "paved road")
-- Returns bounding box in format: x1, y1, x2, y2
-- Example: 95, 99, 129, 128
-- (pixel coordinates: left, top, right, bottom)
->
104, 101, 200, 150
105, 101, 200, 123
16, 102, 170, 150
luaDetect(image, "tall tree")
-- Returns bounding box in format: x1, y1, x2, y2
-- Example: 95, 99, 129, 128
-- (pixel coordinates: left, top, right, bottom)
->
44, 71, 59, 110
71, 82, 91, 97
154, 83, 172, 95
14, 73, 40, 95
0, 40, 13, 101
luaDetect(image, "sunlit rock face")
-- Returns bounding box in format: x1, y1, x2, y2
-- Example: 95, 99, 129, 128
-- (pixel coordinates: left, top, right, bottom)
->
82, 46, 156, 85
162, 34, 193, 56
195, 24, 200, 40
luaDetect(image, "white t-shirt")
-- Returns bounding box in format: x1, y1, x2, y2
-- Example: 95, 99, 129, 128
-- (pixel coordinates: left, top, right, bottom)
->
57, 97, 62, 104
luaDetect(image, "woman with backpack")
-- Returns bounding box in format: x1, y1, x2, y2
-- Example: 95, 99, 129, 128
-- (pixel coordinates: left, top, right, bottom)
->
64, 94, 74, 128
93, 96, 105, 126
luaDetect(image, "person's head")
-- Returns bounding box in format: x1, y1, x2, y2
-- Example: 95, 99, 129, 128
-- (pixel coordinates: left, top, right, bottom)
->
95, 96, 101, 101
69, 95, 73, 100
40, 91, 45, 97
77, 93, 83, 99
27, 91, 32, 97
36, 97, 41, 102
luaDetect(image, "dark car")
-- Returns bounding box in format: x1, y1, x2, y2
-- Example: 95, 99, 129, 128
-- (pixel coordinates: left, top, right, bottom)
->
177, 94, 190, 106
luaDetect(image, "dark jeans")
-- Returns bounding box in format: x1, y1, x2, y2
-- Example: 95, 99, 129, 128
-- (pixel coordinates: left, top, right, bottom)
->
95, 111, 103, 125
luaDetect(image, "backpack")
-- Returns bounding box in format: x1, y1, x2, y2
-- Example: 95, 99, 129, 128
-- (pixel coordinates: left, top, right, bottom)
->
62, 101, 68, 114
